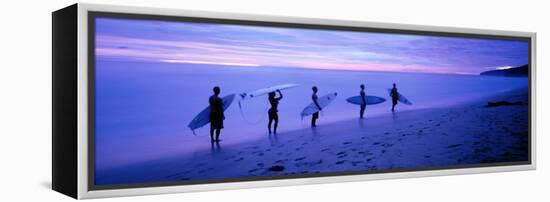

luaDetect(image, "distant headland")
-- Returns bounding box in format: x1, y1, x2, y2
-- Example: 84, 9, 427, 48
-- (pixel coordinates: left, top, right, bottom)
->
480, 64, 528, 77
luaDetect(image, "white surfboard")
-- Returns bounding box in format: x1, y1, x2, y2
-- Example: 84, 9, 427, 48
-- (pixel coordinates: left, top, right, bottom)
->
346, 95, 386, 105
301, 92, 338, 118
387, 89, 412, 105
188, 94, 236, 134
239, 83, 300, 100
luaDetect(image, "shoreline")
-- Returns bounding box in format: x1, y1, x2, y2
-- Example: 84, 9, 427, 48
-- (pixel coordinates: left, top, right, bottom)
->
96, 87, 529, 185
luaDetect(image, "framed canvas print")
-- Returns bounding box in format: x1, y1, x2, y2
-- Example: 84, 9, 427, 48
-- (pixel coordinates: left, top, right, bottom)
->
52, 3, 536, 199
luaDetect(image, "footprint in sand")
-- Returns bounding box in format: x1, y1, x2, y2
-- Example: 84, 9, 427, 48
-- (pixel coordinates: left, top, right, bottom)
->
248, 168, 261, 173
295, 160, 323, 167
447, 144, 463, 148
361, 151, 374, 156
295, 157, 307, 161
336, 160, 346, 165
343, 142, 352, 145
275, 159, 287, 164
268, 165, 285, 172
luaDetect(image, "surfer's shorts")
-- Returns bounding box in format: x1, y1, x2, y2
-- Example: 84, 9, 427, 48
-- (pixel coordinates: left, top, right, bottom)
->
210, 114, 224, 129
268, 109, 278, 120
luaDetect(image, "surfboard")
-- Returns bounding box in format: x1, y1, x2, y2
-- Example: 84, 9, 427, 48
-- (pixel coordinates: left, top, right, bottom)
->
238, 83, 300, 124
239, 83, 300, 99
387, 89, 412, 105
188, 94, 236, 134
301, 92, 338, 118
346, 95, 386, 105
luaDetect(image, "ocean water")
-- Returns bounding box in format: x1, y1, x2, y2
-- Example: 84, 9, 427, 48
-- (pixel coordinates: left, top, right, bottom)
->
94, 60, 528, 171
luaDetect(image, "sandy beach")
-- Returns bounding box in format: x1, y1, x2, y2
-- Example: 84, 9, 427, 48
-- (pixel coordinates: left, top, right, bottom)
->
96, 87, 528, 185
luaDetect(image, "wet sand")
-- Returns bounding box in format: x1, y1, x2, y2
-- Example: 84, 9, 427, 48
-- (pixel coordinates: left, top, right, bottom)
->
96, 88, 529, 185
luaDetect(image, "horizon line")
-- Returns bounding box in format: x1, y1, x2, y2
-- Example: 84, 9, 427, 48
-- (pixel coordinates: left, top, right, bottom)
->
99, 57, 484, 76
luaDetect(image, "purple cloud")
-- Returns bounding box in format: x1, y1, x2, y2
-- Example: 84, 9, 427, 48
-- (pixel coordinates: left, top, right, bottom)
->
95, 18, 529, 75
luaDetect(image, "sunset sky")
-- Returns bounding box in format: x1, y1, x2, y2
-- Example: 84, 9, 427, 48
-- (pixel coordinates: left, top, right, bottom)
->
95, 17, 529, 75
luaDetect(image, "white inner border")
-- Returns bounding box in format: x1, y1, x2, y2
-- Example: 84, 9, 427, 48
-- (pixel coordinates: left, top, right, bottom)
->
76, 3, 537, 199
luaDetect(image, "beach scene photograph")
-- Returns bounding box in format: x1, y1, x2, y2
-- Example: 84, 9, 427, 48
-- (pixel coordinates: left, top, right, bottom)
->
93, 17, 530, 186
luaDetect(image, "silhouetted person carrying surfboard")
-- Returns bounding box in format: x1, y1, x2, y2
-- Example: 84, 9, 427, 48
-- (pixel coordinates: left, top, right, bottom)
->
209, 86, 224, 142
390, 83, 398, 112
311, 86, 321, 127
268, 90, 283, 134
359, 84, 366, 119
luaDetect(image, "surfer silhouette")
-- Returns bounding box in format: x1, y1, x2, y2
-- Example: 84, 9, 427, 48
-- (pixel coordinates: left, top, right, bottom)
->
311, 86, 321, 127
268, 90, 283, 134
390, 83, 398, 112
209, 86, 224, 142
359, 84, 366, 119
